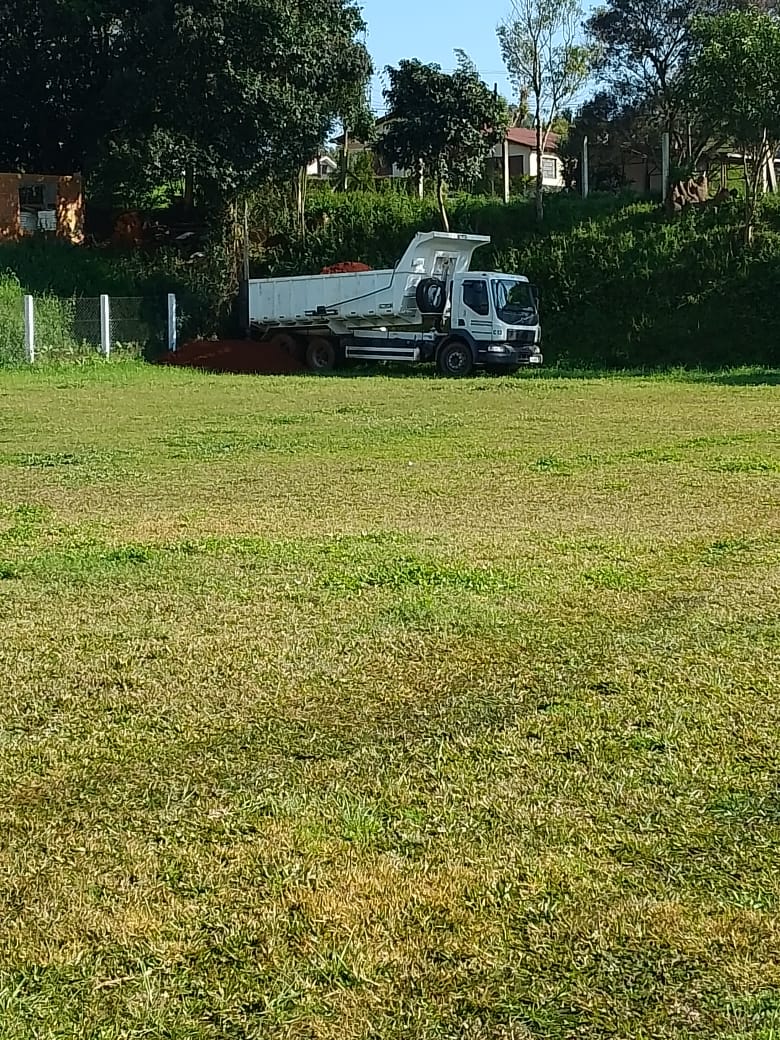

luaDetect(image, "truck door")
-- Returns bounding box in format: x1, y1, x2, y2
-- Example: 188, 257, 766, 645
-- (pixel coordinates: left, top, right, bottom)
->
458, 279, 492, 340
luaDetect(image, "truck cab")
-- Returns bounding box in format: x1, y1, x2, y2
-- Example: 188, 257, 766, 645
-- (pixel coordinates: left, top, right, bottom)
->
443, 271, 542, 375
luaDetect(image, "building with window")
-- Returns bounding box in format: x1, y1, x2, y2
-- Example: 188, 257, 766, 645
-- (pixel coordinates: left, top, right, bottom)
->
333, 124, 564, 190
0, 173, 84, 243
490, 127, 563, 188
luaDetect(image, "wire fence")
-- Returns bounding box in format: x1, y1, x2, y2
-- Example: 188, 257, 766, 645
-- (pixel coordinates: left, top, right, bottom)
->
2, 294, 176, 365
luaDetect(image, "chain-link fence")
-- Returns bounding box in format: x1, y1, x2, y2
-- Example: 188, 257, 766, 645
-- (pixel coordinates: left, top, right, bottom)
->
110, 296, 169, 357
6, 293, 175, 364
36, 297, 102, 359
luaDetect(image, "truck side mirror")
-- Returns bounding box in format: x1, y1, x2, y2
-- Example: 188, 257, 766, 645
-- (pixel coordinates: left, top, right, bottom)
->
531, 285, 540, 306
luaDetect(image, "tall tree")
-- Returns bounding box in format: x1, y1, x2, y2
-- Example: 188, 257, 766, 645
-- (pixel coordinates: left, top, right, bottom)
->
498, 0, 592, 222
689, 9, 780, 243
0, 0, 371, 207
584, 0, 766, 167
379, 55, 508, 231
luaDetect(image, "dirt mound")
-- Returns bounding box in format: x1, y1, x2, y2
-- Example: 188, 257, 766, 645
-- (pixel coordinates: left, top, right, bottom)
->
160, 336, 304, 375
320, 261, 372, 274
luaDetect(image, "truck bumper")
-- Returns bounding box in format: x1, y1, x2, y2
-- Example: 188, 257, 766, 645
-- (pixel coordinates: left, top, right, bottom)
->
477, 345, 543, 367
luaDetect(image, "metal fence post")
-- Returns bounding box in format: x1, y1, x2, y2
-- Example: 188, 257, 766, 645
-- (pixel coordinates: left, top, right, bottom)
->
23, 295, 35, 363
100, 294, 111, 357
167, 294, 177, 353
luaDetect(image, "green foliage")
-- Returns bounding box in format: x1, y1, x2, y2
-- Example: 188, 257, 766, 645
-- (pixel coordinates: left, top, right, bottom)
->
0, 0, 371, 207
255, 189, 780, 368
689, 10, 780, 240
0, 273, 25, 365
3, 190, 780, 369
379, 54, 508, 228
498, 0, 592, 219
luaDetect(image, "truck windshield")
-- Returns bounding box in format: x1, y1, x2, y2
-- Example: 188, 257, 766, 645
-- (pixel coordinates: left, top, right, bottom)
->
492, 279, 537, 326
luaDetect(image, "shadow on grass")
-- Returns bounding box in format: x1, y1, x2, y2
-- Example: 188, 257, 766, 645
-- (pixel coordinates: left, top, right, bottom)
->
148, 359, 780, 386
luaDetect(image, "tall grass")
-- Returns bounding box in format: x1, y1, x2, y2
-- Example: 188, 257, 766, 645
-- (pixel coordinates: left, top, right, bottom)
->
0, 273, 25, 364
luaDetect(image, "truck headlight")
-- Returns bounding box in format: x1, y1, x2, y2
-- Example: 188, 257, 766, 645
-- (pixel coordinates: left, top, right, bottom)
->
488, 344, 511, 354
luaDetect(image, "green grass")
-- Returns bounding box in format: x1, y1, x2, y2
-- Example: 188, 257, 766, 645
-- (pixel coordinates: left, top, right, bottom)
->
0, 362, 779, 1039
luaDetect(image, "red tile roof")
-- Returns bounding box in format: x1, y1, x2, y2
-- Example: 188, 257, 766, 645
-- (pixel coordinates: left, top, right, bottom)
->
506, 127, 560, 151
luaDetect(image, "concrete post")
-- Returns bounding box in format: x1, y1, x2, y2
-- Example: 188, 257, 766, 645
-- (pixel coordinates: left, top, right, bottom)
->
23, 295, 35, 363
167, 294, 177, 353
99, 294, 111, 357
582, 136, 589, 198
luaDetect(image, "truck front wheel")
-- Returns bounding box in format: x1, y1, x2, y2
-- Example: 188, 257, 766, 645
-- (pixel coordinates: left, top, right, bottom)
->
437, 339, 474, 378
305, 336, 337, 374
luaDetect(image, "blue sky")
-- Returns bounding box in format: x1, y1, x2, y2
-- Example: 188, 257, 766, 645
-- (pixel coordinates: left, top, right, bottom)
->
357, 0, 518, 112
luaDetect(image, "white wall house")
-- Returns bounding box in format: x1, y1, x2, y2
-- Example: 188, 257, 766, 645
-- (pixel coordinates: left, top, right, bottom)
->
491, 127, 564, 188
305, 155, 339, 179
333, 123, 564, 189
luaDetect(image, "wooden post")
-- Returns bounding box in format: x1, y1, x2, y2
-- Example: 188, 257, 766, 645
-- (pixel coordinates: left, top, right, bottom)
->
661, 132, 671, 202
243, 199, 250, 281
582, 136, 589, 198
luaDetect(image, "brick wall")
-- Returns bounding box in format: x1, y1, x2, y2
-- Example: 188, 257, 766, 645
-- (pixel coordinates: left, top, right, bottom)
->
0, 173, 21, 240
56, 174, 84, 244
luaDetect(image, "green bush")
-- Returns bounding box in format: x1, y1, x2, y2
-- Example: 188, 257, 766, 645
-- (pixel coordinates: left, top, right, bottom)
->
255, 190, 780, 368
0, 272, 25, 365
1, 191, 778, 369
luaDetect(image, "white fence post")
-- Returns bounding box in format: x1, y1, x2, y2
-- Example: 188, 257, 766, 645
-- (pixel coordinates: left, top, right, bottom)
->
23, 295, 35, 363
167, 294, 177, 353
99, 294, 111, 357
582, 136, 589, 199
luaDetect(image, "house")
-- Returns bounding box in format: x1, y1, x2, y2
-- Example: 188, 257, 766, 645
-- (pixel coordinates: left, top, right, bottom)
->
619, 146, 779, 197
306, 155, 338, 179
333, 122, 564, 189
491, 127, 564, 188
333, 119, 409, 179
0, 172, 84, 243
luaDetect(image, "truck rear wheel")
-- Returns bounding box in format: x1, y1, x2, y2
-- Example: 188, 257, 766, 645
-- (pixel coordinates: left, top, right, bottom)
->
305, 336, 337, 374
437, 339, 474, 378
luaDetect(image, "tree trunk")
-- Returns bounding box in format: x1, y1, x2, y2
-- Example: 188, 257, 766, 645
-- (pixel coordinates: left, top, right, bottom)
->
183, 164, 195, 210
437, 176, 450, 232
535, 112, 544, 223
296, 166, 307, 239
743, 153, 757, 248
341, 127, 349, 192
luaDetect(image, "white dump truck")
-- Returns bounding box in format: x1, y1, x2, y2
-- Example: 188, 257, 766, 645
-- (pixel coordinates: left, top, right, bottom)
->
245, 231, 542, 376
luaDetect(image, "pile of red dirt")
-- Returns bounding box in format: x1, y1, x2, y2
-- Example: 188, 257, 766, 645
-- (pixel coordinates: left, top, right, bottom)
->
160, 336, 304, 375
320, 261, 372, 274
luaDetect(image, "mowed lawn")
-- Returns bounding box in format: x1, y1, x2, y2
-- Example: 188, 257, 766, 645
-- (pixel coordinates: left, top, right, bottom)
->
1, 363, 779, 1040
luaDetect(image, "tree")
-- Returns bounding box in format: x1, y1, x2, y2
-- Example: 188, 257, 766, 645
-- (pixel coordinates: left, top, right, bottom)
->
498, 0, 592, 222
563, 91, 661, 191
689, 9, 780, 243
0, 0, 371, 208
584, 0, 767, 168
379, 55, 508, 231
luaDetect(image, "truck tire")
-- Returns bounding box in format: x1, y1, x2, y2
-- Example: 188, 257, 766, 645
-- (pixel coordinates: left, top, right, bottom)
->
437, 338, 474, 378
305, 336, 337, 373
416, 278, 446, 315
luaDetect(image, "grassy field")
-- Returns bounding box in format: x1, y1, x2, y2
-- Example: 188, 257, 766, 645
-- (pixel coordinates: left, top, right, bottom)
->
1, 362, 779, 1040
